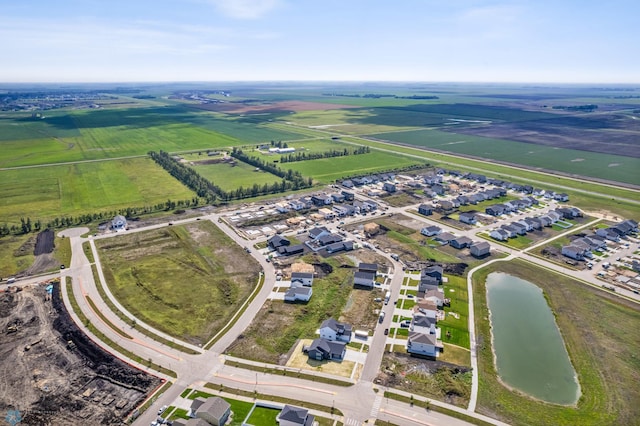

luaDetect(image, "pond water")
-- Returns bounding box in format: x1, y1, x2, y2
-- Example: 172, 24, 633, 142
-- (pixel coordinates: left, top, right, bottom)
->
486, 272, 580, 405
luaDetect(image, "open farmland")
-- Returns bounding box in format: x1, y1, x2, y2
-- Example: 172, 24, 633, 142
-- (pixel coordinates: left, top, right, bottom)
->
366, 128, 640, 186
0, 157, 195, 226
472, 260, 640, 426
191, 158, 283, 192
283, 150, 424, 183
96, 221, 261, 344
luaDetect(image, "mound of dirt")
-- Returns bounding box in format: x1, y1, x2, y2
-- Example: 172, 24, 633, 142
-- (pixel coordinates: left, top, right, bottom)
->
34, 229, 55, 255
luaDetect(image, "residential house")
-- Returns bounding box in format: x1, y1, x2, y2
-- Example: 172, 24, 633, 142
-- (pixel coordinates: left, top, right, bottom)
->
172, 418, 210, 426
554, 193, 570, 202
421, 225, 442, 237
516, 219, 533, 232
305, 338, 346, 361
423, 289, 446, 308
423, 173, 442, 185
330, 193, 345, 203
111, 215, 127, 230
434, 232, 456, 245
383, 182, 397, 193
354, 271, 376, 288
470, 241, 491, 257
419, 275, 440, 293
318, 208, 335, 220
311, 194, 332, 206
341, 190, 355, 201
537, 215, 553, 227
418, 204, 433, 216
439, 200, 454, 212
450, 236, 473, 249
411, 315, 437, 335
595, 228, 621, 242
510, 222, 527, 235
291, 272, 314, 287
490, 228, 510, 241
459, 212, 477, 225
500, 224, 518, 238
288, 200, 305, 211
278, 244, 305, 256
561, 245, 586, 261
326, 241, 354, 254
341, 180, 354, 189
192, 397, 231, 426
284, 286, 313, 303
319, 318, 352, 343
413, 300, 438, 319
268, 235, 291, 250
525, 217, 543, 230
407, 331, 441, 357
277, 405, 315, 426
318, 233, 343, 246
309, 226, 331, 241
430, 184, 445, 196
485, 204, 505, 216
359, 263, 379, 274
456, 195, 470, 206
422, 265, 443, 283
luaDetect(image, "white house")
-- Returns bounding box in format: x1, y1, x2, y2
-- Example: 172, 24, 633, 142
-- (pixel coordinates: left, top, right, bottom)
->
111, 215, 127, 231
284, 286, 312, 303
411, 315, 437, 335
421, 226, 442, 237
319, 318, 352, 343
423, 289, 445, 308
407, 331, 441, 357
354, 271, 376, 288
291, 272, 314, 287
277, 405, 314, 426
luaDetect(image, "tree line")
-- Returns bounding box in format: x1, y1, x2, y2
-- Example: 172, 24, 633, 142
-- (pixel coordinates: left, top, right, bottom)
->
0, 197, 199, 237
230, 148, 312, 190
279, 146, 370, 163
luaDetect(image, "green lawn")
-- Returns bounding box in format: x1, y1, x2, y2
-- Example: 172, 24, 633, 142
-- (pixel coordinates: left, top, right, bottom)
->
0, 157, 195, 226
96, 221, 261, 344
245, 406, 280, 425
439, 276, 470, 349
0, 234, 35, 277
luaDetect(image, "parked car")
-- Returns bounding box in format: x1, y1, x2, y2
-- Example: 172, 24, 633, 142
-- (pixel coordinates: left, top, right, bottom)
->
158, 405, 167, 415
384, 328, 389, 335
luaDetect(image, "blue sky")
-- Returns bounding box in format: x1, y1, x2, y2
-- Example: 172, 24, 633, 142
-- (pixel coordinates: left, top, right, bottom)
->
1, 0, 638, 83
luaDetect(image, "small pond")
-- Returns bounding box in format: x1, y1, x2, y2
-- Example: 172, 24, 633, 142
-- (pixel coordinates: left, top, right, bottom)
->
486, 272, 580, 405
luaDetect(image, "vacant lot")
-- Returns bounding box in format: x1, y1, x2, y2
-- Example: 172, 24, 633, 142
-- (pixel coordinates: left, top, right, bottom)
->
226, 254, 379, 364
472, 260, 640, 426
97, 221, 260, 344
0, 284, 160, 425
0, 157, 195, 227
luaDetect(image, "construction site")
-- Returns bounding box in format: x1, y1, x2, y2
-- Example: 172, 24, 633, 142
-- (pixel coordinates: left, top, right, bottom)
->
0, 282, 160, 425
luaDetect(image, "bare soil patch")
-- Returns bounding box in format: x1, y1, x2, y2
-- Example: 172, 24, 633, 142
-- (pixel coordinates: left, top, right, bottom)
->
33, 229, 55, 255
0, 284, 160, 425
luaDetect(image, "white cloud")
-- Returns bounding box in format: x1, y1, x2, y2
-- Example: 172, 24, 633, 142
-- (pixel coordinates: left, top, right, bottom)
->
208, 0, 282, 19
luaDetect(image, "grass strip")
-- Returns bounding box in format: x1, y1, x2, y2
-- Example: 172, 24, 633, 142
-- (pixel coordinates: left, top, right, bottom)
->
203, 383, 344, 417
91, 264, 199, 355
83, 241, 95, 263
86, 295, 133, 339
224, 359, 352, 387
65, 279, 177, 378
204, 273, 265, 350
383, 392, 495, 426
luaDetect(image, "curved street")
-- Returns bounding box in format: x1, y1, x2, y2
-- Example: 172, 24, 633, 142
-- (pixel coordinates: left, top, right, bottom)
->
49, 190, 638, 426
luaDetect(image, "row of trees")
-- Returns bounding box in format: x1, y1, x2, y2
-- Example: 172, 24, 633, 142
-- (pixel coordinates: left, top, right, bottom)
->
230, 148, 312, 190
0, 198, 199, 237
149, 150, 225, 203
279, 146, 370, 163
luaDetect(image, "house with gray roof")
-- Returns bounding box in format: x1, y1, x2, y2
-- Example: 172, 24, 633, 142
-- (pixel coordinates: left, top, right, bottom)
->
305, 338, 346, 361
319, 318, 352, 342
111, 215, 127, 231
407, 331, 441, 357
470, 241, 491, 257
284, 286, 313, 303
277, 405, 315, 426
191, 397, 230, 426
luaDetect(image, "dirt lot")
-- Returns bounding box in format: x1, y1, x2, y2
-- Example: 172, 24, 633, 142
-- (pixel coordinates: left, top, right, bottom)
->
376, 352, 472, 407
0, 284, 160, 425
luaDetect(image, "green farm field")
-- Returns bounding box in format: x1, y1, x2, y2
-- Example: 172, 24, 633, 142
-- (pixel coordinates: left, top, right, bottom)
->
191, 159, 282, 192
366, 128, 639, 186
283, 150, 424, 183
96, 221, 261, 344
0, 157, 195, 225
